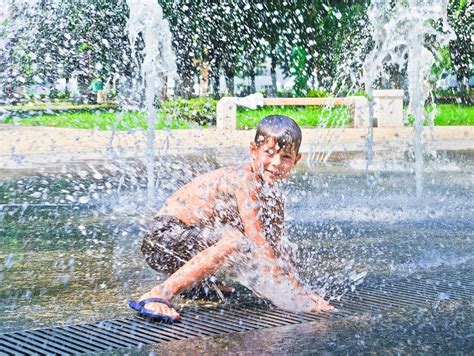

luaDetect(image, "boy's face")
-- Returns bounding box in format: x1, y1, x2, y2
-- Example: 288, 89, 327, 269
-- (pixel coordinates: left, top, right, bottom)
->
250, 136, 302, 185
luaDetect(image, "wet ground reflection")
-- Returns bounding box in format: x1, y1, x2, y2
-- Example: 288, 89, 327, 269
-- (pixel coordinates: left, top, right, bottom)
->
1, 151, 473, 352
148, 300, 473, 354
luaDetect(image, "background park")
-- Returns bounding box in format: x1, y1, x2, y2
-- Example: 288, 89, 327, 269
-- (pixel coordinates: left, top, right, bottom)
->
0, 0, 472, 130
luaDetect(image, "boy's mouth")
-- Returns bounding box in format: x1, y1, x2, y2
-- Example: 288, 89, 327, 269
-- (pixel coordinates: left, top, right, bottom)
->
264, 169, 280, 179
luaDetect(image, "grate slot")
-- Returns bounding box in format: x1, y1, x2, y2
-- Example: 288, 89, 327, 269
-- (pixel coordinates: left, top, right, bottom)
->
0, 345, 18, 356
365, 284, 449, 303
393, 281, 473, 299
357, 287, 432, 306
190, 309, 255, 332
198, 308, 268, 330
0, 342, 38, 356
335, 299, 383, 314
75, 324, 142, 348
42, 326, 112, 352
11, 330, 84, 355
257, 308, 310, 324
139, 317, 216, 338
224, 308, 283, 328
29, 329, 99, 353
65, 325, 132, 349
232, 305, 303, 325
172, 317, 229, 336
349, 291, 414, 310
104, 320, 177, 343
3, 333, 61, 355
225, 309, 280, 328
93, 321, 162, 346
184, 310, 249, 333
125, 318, 200, 340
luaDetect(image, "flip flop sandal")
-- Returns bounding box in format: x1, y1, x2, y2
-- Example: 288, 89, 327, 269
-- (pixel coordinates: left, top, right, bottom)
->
128, 298, 180, 323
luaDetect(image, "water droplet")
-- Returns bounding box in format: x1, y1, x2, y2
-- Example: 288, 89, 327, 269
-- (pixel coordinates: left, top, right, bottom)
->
78, 196, 90, 204
4, 254, 15, 269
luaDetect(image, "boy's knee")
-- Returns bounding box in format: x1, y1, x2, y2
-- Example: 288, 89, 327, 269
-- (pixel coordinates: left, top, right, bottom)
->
220, 229, 251, 253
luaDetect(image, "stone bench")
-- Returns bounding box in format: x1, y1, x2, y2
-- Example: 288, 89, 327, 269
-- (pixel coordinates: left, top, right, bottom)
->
216, 90, 404, 130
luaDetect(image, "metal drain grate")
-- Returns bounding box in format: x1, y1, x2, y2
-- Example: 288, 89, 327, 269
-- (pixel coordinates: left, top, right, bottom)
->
1, 262, 472, 355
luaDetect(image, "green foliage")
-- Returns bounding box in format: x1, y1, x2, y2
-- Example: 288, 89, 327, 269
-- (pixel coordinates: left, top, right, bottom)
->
447, 0, 472, 101
2, 0, 132, 103
431, 47, 452, 82
433, 88, 473, 103
78, 42, 90, 52
160, 98, 217, 125
290, 46, 309, 96
276, 90, 294, 98
307, 89, 329, 98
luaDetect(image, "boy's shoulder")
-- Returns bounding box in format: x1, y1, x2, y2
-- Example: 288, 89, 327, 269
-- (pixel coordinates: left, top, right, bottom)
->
197, 164, 250, 180
190, 164, 256, 191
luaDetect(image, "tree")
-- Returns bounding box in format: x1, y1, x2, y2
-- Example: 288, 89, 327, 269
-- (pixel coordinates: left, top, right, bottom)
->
447, 0, 473, 101
1, 0, 132, 104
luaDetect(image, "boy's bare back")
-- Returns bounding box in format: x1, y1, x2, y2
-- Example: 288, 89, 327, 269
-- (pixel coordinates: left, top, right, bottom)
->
157, 164, 282, 239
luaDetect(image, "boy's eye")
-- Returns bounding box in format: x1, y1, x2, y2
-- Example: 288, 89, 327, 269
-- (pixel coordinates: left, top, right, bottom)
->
266, 149, 274, 155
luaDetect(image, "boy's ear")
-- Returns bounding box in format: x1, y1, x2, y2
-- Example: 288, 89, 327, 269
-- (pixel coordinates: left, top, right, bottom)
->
294, 153, 302, 165
250, 141, 257, 153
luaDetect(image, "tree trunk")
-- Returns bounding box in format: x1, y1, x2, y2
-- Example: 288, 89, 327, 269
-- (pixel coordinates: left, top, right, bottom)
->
176, 75, 194, 98
224, 65, 235, 96
211, 61, 220, 99
64, 76, 70, 98
77, 74, 90, 103
270, 55, 277, 97
175, 57, 195, 98
458, 76, 467, 104
225, 74, 235, 96
199, 61, 210, 96
250, 69, 256, 94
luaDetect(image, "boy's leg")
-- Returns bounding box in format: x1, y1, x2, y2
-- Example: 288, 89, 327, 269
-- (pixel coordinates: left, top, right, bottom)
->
139, 228, 246, 319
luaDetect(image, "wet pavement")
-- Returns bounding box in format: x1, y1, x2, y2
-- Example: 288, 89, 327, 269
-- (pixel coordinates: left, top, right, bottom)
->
1, 152, 473, 353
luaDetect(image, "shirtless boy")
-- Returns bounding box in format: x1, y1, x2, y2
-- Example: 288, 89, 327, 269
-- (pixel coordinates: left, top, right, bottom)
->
129, 115, 334, 321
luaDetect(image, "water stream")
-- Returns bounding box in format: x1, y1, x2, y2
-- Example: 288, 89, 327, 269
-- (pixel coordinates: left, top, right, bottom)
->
126, 0, 177, 204
362, 0, 454, 199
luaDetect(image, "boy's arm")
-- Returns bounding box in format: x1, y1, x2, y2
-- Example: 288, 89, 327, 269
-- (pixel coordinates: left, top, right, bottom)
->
235, 180, 303, 289
235, 177, 334, 312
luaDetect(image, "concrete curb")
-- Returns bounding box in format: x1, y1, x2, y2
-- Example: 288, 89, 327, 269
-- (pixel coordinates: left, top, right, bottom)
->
0, 125, 473, 169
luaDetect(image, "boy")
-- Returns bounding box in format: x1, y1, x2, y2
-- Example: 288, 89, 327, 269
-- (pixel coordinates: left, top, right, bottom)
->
129, 115, 334, 321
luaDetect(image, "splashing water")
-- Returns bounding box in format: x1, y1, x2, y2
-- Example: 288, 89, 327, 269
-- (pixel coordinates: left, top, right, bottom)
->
126, 0, 177, 204
362, 0, 454, 199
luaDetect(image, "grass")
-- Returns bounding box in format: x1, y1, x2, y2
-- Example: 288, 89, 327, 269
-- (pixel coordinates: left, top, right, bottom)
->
3, 110, 194, 130
237, 105, 351, 128
432, 104, 474, 125
2, 103, 472, 130
0, 102, 116, 112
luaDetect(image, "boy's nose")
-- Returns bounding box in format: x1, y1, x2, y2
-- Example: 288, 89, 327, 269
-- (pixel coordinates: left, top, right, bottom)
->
270, 154, 281, 166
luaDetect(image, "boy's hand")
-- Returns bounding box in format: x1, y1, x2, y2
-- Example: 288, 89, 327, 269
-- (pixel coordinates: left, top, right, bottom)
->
307, 293, 334, 312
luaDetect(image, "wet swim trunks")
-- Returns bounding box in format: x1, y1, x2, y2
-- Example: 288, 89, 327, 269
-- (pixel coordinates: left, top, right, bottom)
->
141, 215, 211, 274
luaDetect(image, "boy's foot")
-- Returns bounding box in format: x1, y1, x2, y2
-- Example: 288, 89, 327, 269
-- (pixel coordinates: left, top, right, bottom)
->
138, 291, 180, 320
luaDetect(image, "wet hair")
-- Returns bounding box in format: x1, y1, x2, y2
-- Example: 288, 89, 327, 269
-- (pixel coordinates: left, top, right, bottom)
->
254, 115, 302, 153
